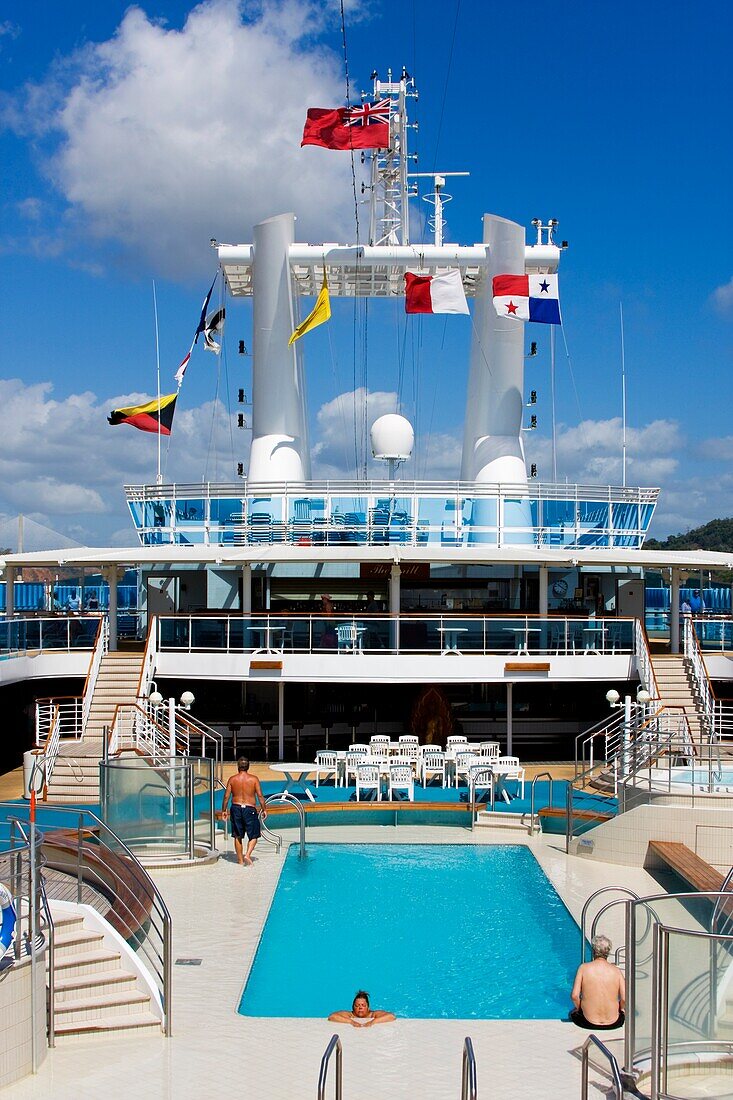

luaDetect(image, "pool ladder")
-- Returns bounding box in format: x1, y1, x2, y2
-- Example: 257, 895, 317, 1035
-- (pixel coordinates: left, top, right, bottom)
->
316, 1034, 477, 1098
262, 791, 306, 859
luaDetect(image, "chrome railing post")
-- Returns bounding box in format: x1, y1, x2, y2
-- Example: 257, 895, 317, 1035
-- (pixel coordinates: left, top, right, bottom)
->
317, 1034, 342, 1100
76, 813, 84, 904
461, 1036, 477, 1100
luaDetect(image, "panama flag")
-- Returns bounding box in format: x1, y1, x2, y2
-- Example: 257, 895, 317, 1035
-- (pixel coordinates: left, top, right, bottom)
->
492, 274, 561, 325
404, 269, 469, 315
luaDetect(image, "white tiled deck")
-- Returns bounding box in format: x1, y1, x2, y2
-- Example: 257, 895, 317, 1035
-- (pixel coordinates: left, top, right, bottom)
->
8, 826, 662, 1099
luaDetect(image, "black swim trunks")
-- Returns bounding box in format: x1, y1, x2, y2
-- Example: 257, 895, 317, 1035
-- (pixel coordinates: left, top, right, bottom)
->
230, 804, 261, 841
570, 1008, 625, 1030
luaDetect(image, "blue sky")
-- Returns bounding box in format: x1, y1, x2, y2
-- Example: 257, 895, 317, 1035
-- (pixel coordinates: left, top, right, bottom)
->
1, 0, 732, 546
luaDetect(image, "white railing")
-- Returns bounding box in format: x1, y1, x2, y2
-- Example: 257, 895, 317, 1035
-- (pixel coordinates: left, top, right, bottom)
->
108, 702, 174, 758
35, 698, 83, 747
156, 613, 638, 658
684, 617, 718, 741
138, 618, 159, 700
635, 618, 660, 701
81, 617, 109, 734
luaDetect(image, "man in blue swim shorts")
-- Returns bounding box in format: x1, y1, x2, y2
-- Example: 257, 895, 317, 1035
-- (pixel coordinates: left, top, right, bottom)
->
221, 757, 267, 866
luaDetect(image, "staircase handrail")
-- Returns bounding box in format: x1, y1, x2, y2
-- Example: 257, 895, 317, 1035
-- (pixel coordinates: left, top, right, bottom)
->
172, 708, 224, 783
6, 817, 56, 1045
35, 696, 83, 747
684, 616, 719, 741
137, 616, 158, 699
575, 710, 626, 779
635, 617, 661, 700
108, 701, 179, 758
81, 616, 109, 734
1, 802, 172, 1037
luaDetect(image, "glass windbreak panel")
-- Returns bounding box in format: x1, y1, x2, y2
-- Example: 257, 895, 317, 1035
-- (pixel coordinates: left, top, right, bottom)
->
542, 499, 576, 545
175, 497, 205, 523
576, 501, 609, 546
466, 497, 498, 546
639, 503, 655, 533
101, 759, 191, 857
663, 926, 733, 1093
145, 499, 172, 528
612, 501, 640, 531
416, 497, 447, 545
500, 499, 534, 545
630, 893, 724, 1065
191, 618, 227, 649
210, 498, 245, 524
190, 757, 215, 849
158, 617, 189, 649
128, 500, 144, 527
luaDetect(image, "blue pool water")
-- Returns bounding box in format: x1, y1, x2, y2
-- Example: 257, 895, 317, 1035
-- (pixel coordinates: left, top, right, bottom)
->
239, 844, 579, 1019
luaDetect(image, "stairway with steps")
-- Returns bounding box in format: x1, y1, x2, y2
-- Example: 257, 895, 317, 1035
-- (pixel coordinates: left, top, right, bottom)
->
50, 907, 161, 1039
47, 651, 144, 803
650, 653, 706, 743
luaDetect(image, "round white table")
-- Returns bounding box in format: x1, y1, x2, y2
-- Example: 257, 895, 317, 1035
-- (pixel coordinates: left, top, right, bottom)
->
503, 625, 541, 656
269, 763, 317, 801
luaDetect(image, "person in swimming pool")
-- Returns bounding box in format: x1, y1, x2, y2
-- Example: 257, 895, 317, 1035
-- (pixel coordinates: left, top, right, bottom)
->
328, 990, 395, 1028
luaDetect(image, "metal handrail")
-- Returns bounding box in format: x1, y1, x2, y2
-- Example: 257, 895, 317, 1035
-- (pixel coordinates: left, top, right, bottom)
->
469, 767, 496, 830
461, 1036, 477, 1100
263, 792, 305, 859
580, 1034, 624, 1100
580, 886, 640, 964
0, 802, 173, 1037
317, 1033, 342, 1100
529, 771, 553, 833
8, 817, 56, 1047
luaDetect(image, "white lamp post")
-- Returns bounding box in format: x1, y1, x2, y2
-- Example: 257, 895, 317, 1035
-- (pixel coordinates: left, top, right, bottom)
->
606, 687, 652, 789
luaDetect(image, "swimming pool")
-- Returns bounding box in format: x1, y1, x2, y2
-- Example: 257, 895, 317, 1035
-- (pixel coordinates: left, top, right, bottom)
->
239, 844, 579, 1019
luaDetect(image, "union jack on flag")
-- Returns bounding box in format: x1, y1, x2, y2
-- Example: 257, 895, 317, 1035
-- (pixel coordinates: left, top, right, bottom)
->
345, 98, 391, 127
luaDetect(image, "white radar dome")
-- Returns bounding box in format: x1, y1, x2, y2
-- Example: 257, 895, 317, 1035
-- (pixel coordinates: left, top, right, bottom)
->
370, 414, 415, 461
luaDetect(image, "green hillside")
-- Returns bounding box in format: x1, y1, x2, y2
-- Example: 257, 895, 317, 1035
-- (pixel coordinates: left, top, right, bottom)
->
646, 518, 733, 553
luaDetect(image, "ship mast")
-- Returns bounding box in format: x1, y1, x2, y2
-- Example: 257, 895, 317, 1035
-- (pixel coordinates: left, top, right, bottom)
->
365, 69, 417, 246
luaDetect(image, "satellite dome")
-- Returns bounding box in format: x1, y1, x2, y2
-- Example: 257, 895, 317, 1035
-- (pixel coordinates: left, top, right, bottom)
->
370, 414, 415, 461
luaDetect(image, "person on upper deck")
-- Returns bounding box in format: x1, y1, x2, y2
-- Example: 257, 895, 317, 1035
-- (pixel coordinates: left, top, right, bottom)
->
569, 934, 625, 1030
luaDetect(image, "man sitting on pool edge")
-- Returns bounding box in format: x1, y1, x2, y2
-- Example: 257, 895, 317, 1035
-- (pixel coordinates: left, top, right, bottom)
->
570, 934, 625, 1030
329, 991, 395, 1028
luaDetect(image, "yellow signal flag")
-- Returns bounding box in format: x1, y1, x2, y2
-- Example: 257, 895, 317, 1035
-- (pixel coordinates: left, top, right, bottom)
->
288, 272, 331, 345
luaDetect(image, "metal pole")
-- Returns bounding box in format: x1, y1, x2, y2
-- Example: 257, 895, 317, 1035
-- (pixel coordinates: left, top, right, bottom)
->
506, 682, 513, 755
278, 682, 285, 761
77, 814, 83, 904
187, 763, 194, 861
624, 898, 635, 1073
29, 817, 38, 1073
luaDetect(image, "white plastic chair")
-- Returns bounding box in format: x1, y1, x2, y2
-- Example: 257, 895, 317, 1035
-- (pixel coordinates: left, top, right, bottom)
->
398, 735, 419, 746
397, 741, 419, 764
370, 735, 391, 752
421, 750, 447, 788
454, 752, 481, 787
388, 763, 414, 802
447, 735, 468, 748
345, 751, 368, 785
493, 755, 526, 799
355, 763, 381, 802
348, 743, 370, 753
314, 750, 338, 788
478, 742, 500, 759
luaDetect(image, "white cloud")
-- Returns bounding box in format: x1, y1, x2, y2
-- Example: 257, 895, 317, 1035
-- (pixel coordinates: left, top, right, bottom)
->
5, 1, 358, 276
312, 387, 399, 476
0, 378, 240, 544
712, 277, 733, 315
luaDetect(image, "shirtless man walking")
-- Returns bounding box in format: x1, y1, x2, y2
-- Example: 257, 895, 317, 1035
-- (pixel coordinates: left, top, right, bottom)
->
570, 934, 626, 1029
221, 758, 267, 866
